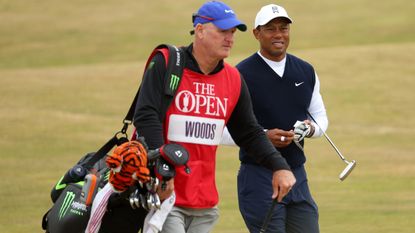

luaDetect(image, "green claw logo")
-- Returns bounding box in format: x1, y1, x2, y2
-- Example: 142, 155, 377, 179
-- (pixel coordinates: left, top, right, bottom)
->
59, 191, 75, 220
170, 74, 180, 91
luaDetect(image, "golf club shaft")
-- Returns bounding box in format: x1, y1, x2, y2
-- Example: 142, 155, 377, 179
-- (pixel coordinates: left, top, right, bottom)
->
321, 130, 347, 162
307, 112, 347, 162
259, 198, 278, 233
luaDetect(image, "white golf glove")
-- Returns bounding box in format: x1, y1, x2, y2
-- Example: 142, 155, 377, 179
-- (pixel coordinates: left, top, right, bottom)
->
293, 121, 311, 142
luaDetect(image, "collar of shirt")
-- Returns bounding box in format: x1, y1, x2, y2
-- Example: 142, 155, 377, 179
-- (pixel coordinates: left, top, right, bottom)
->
257, 51, 286, 78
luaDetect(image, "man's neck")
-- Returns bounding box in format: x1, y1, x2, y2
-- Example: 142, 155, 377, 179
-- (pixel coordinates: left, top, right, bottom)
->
192, 44, 220, 75
259, 50, 286, 62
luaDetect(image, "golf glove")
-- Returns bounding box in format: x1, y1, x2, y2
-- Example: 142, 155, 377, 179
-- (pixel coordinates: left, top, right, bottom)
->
293, 120, 311, 142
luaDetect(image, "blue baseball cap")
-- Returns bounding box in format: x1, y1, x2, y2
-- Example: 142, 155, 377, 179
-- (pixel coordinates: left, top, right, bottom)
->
192, 1, 247, 32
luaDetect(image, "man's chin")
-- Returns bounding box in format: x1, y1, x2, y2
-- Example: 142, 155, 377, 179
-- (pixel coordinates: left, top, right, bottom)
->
219, 51, 231, 60
271, 49, 286, 58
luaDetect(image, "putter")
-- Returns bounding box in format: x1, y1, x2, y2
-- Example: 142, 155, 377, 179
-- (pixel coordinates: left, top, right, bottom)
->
307, 112, 356, 181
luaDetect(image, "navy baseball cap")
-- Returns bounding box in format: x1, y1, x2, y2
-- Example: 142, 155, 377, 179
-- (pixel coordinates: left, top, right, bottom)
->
191, 1, 247, 33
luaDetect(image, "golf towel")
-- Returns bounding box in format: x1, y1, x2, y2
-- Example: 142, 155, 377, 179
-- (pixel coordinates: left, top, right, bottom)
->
85, 183, 175, 233
85, 183, 114, 233
143, 192, 176, 233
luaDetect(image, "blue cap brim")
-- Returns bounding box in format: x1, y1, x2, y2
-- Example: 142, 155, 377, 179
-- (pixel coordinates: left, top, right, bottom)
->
212, 18, 247, 32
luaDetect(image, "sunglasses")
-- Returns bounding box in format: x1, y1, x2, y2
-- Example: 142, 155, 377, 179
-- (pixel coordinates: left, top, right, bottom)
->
192, 13, 215, 23
190, 14, 215, 35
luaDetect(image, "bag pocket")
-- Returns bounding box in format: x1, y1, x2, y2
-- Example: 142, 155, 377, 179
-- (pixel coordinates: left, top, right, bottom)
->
44, 184, 91, 233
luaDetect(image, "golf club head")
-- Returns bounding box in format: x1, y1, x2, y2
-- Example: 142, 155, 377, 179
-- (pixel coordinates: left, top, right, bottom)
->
339, 160, 356, 181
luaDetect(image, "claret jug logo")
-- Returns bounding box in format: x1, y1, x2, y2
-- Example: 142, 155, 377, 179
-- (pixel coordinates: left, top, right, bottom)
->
175, 82, 228, 117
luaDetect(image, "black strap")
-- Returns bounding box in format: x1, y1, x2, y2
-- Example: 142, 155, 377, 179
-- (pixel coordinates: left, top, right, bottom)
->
82, 135, 127, 169
163, 45, 185, 97
161, 45, 185, 120
122, 44, 184, 132
84, 44, 185, 168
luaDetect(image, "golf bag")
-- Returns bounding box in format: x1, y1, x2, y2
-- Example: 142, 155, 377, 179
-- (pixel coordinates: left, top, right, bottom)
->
42, 151, 113, 233
42, 44, 186, 233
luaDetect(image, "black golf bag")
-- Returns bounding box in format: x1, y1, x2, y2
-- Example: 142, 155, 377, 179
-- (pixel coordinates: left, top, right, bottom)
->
42, 152, 110, 233
41, 44, 187, 233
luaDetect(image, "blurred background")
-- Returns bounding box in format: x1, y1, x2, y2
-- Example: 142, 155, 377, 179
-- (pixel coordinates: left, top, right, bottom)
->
1, 0, 414, 232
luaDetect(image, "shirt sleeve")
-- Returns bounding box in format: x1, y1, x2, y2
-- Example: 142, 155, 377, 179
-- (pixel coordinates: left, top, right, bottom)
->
219, 127, 237, 146
133, 53, 166, 150
308, 72, 329, 137
226, 77, 290, 171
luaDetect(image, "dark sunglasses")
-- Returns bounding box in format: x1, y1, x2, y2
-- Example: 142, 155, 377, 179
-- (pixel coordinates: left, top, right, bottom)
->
192, 13, 215, 23
190, 14, 215, 35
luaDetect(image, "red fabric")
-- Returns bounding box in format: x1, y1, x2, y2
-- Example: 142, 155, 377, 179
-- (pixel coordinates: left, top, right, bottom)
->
164, 63, 241, 208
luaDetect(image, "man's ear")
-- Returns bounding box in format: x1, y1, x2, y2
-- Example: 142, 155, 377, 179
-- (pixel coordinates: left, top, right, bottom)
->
194, 23, 204, 38
253, 27, 260, 40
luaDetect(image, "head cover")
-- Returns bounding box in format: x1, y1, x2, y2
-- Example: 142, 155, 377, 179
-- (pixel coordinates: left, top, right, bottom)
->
254, 4, 293, 28
192, 1, 247, 33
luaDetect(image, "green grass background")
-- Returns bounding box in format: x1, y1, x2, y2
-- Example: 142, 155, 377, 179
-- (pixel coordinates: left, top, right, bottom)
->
1, 0, 414, 232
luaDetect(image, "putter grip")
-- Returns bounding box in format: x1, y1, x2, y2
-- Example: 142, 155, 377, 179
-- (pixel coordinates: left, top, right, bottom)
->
260, 198, 278, 233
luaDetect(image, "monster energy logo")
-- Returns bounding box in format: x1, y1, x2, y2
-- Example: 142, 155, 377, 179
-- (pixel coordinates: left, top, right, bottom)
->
148, 61, 155, 70
59, 191, 75, 220
170, 74, 180, 91
104, 171, 110, 181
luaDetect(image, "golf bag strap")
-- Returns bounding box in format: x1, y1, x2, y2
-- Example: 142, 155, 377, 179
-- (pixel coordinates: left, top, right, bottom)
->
82, 135, 127, 169
122, 44, 185, 132
84, 44, 185, 168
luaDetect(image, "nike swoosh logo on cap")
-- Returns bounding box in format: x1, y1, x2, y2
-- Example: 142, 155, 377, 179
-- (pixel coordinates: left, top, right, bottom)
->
295, 82, 304, 87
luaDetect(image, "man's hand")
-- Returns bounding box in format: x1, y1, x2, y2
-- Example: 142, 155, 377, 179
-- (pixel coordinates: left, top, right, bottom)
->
157, 178, 174, 201
272, 170, 296, 202
266, 128, 295, 148
293, 120, 314, 142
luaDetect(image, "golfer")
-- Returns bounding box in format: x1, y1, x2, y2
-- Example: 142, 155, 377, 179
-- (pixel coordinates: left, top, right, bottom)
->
222, 4, 329, 233
133, 1, 296, 233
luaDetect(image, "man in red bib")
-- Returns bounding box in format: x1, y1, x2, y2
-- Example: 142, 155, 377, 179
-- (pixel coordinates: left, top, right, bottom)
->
134, 1, 296, 232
